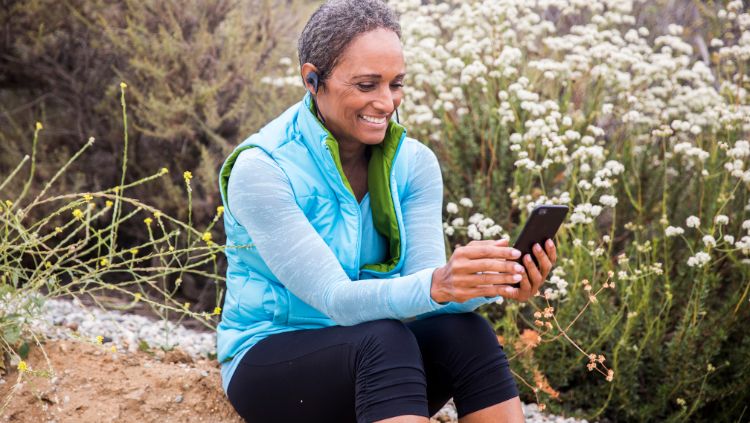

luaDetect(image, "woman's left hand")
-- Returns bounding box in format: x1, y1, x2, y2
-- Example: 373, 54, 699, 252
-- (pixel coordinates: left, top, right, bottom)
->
501, 238, 557, 302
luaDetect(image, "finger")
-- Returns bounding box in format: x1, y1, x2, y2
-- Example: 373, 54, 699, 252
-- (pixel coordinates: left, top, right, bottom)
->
466, 272, 523, 287
516, 267, 532, 301
533, 243, 553, 279
494, 284, 521, 301
523, 253, 544, 293
459, 244, 522, 261
467, 239, 507, 246
545, 239, 557, 265
458, 258, 524, 275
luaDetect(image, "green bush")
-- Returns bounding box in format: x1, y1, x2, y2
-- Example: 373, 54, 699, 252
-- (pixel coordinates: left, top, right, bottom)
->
0, 0, 314, 308
386, 0, 750, 421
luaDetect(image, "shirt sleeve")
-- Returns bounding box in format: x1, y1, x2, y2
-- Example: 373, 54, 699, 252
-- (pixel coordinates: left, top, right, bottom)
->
226, 147, 451, 326
398, 143, 502, 320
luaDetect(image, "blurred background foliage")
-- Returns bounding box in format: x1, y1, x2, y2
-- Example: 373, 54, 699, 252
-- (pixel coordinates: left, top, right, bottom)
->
0, 0, 314, 312
1, 0, 749, 420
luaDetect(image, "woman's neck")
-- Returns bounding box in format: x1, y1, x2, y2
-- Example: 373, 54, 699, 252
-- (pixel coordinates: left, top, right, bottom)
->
338, 140, 370, 169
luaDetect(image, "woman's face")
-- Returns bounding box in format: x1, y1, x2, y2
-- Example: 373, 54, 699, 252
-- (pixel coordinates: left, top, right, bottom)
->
304, 28, 406, 147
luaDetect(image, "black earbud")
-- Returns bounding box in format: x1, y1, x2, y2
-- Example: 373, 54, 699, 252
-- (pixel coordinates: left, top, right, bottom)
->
306, 71, 320, 94
395, 107, 400, 124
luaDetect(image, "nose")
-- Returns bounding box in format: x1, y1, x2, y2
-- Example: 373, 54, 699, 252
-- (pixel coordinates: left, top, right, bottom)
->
372, 84, 398, 115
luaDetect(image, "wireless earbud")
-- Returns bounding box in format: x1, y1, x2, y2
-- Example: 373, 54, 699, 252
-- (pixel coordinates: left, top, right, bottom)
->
306, 71, 320, 94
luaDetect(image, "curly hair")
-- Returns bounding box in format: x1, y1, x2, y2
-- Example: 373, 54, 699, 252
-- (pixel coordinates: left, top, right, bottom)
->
297, 0, 401, 87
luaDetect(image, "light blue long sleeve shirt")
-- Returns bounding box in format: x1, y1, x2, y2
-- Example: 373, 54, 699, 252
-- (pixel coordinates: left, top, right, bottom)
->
220, 143, 501, 393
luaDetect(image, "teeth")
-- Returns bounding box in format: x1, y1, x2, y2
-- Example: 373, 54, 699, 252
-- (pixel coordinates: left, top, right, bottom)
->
360, 115, 386, 124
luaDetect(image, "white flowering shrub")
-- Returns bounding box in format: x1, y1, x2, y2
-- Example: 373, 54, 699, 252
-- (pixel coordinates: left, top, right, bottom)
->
390, 0, 750, 420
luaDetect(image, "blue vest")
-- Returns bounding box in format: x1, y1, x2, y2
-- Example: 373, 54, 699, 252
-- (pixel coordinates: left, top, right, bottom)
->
216, 92, 421, 364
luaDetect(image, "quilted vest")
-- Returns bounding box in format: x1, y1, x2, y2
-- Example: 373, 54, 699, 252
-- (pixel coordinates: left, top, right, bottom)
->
216, 92, 419, 364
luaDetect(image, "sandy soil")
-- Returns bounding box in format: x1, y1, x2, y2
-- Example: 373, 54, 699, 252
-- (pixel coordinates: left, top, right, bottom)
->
1, 338, 455, 423
0, 339, 243, 423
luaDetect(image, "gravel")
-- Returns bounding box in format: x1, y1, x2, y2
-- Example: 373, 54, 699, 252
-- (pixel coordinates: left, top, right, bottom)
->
4, 294, 588, 423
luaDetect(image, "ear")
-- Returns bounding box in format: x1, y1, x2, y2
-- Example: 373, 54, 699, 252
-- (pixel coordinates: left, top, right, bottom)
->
300, 63, 320, 94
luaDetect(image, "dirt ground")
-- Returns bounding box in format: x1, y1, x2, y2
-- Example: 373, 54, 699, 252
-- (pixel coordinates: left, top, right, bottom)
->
1, 338, 454, 423
0, 339, 243, 423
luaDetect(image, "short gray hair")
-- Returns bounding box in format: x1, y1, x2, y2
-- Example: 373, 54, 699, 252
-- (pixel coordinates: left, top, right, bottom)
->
298, 0, 401, 86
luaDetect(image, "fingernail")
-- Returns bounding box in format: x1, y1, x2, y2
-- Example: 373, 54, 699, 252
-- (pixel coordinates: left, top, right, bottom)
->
513, 274, 522, 282
511, 249, 521, 258
533, 244, 541, 252
525, 254, 532, 262
514, 264, 524, 273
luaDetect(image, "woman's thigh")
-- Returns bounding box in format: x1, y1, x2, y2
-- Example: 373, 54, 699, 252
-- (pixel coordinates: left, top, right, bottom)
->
226, 319, 429, 423
405, 312, 519, 418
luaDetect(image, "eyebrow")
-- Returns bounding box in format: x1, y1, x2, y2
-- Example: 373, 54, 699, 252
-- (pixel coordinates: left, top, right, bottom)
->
352, 73, 406, 80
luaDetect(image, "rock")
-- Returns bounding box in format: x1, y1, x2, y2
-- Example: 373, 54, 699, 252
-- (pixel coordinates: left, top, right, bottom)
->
175, 394, 183, 403
164, 348, 193, 364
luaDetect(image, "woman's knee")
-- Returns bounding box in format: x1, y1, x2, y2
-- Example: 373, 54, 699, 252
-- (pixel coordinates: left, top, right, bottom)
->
352, 319, 429, 421
356, 319, 422, 364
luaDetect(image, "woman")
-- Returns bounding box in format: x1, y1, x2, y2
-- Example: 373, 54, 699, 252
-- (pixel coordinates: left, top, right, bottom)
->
216, 1, 557, 422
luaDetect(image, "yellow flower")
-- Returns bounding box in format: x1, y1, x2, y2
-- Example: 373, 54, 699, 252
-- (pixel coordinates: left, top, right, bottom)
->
153, 211, 162, 219
105, 200, 113, 208
134, 292, 142, 302
54, 227, 62, 234
202, 232, 212, 243
45, 261, 52, 269
83, 194, 93, 202
183, 302, 190, 311
168, 246, 175, 252
120, 82, 127, 89
130, 248, 139, 256
72, 209, 84, 220
113, 186, 120, 194
111, 346, 117, 353
160, 167, 169, 175
213, 306, 222, 315
144, 217, 153, 226
99, 258, 109, 267
18, 361, 28, 372
183, 171, 193, 182
4, 200, 11, 207
96, 335, 103, 345
36, 122, 43, 130
216, 206, 224, 216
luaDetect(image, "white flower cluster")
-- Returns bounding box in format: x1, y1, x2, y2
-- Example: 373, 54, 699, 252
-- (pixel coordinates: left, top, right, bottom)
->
687, 252, 711, 268
443, 197, 505, 240
569, 202, 603, 225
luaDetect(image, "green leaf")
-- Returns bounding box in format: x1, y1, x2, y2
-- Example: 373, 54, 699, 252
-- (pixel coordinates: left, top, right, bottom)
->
2, 326, 20, 345
18, 341, 29, 359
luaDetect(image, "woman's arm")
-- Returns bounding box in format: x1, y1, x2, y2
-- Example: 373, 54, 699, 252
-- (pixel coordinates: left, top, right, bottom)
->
226, 147, 450, 326
399, 142, 502, 320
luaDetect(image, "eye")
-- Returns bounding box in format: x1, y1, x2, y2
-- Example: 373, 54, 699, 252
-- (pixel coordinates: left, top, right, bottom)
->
356, 83, 376, 91
390, 82, 404, 90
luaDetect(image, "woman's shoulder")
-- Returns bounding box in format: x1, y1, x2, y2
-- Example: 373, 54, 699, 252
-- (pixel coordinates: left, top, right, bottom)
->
231, 147, 289, 185
398, 136, 440, 171
400, 135, 437, 158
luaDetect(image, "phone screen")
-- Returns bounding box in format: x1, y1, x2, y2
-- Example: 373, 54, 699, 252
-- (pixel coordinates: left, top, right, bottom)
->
510, 205, 569, 285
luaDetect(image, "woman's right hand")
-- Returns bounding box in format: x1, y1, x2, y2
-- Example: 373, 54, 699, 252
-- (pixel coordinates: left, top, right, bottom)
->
430, 239, 525, 304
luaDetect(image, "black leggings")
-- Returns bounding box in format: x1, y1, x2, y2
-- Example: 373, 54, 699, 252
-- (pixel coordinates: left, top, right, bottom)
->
227, 312, 519, 422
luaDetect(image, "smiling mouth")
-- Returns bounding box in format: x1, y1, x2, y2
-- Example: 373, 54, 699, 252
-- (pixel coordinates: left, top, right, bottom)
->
359, 114, 387, 125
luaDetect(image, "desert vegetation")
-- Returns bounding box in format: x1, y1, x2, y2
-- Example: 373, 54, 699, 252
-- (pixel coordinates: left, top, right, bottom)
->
2, 0, 749, 421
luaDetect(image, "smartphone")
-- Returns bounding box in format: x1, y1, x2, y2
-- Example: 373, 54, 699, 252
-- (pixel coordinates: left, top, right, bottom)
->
510, 204, 569, 286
